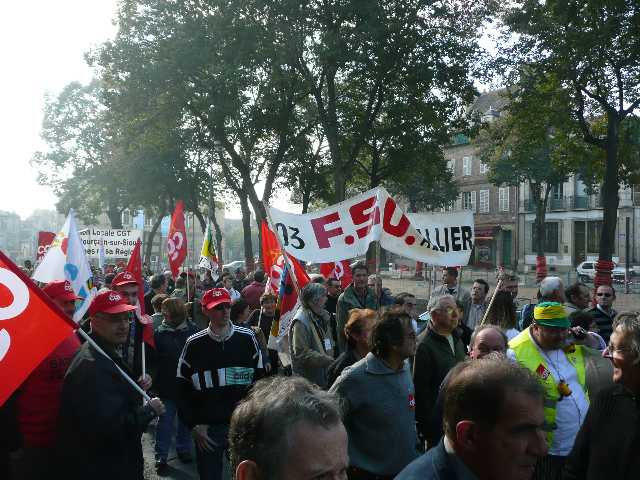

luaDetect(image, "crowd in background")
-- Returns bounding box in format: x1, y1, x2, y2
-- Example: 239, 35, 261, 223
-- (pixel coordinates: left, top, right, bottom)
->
2, 260, 638, 480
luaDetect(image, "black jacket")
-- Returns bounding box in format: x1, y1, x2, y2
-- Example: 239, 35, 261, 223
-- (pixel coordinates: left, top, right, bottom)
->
564, 384, 640, 480
152, 321, 199, 400
396, 439, 458, 480
413, 324, 466, 445
57, 335, 157, 480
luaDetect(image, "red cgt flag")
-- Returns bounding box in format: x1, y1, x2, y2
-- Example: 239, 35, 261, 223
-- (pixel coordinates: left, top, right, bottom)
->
167, 200, 188, 279
320, 260, 352, 289
262, 220, 285, 293
0, 250, 76, 406
126, 239, 155, 348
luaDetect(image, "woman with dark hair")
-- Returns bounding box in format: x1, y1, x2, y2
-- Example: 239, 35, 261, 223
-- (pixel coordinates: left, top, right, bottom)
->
330, 306, 419, 479
230, 299, 271, 373
484, 291, 519, 340
247, 292, 280, 374
328, 309, 377, 386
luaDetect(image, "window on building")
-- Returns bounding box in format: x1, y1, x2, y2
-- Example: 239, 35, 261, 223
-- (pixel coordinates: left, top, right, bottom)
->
532, 222, 559, 253
480, 162, 488, 175
479, 189, 490, 213
587, 220, 602, 253
499, 187, 510, 212
462, 191, 476, 212
462, 156, 471, 176
447, 159, 455, 174
551, 182, 564, 199
122, 209, 131, 226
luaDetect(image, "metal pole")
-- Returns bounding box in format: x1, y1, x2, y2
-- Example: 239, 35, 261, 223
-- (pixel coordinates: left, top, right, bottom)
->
626, 216, 630, 294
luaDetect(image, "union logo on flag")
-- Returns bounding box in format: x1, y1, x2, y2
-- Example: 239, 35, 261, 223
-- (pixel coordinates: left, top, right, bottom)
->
535, 363, 551, 380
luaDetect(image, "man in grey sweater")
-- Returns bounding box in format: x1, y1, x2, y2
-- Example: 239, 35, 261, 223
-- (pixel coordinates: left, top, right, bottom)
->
330, 307, 419, 479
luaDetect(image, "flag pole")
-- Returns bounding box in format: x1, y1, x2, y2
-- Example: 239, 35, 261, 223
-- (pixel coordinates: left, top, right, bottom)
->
77, 328, 150, 401
479, 272, 505, 327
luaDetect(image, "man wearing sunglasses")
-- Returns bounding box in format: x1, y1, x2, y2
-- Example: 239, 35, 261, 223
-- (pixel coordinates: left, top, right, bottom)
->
587, 285, 618, 344
176, 288, 264, 480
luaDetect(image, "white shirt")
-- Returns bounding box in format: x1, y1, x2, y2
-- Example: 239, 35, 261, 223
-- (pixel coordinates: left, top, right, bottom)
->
226, 287, 241, 302
507, 330, 590, 456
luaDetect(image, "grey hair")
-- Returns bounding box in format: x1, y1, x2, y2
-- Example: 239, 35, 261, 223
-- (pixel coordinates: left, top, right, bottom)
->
429, 294, 455, 313
540, 276, 563, 299
469, 325, 508, 351
613, 311, 640, 365
229, 376, 342, 479
300, 282, 327, 309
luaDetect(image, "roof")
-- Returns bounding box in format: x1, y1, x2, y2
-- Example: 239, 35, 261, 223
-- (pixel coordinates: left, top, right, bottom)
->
469, 88, 510, 116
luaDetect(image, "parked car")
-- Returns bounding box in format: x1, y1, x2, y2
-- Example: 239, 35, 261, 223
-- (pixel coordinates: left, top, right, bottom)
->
576, 261, 630, 283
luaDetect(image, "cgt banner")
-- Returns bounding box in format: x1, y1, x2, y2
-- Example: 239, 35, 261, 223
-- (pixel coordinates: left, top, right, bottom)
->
267, 187, 474, 266
78, 228, 142, 259
36, 231, 56, 262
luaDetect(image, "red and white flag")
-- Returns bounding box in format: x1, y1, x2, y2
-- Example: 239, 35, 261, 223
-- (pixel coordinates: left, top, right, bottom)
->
320, 260, 352, 288
167, 201, 188, 279
36, 231, 56, 262
126, 239, 154, 348
0, 250, 76, 405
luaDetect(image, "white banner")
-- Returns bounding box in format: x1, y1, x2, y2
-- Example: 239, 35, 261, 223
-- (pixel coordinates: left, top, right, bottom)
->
406, 211, 474, 266
78, 228, 142, 259
267, 187, 474, 266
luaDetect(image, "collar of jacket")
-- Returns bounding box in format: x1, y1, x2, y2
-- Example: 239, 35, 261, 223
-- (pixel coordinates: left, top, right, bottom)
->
364, 352, 409, 375
208, 321, 234, 342
427, 323, 458, 342
158, 320, 190, 333
344, 284, 375, 303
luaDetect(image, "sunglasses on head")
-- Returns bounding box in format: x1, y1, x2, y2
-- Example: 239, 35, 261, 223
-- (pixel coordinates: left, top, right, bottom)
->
596, 292, 612, 297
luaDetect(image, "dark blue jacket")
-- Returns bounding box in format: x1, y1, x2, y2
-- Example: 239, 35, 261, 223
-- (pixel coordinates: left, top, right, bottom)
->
152, 321, 199, 400
395, 439, 457, 480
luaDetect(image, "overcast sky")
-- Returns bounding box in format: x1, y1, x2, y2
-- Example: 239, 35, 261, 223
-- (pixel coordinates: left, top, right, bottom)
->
0, 1, 120, 219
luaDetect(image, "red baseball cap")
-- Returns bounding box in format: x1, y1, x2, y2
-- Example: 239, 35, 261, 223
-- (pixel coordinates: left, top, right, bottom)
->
112, 271, 139, 287
202, 288, 232, 310
88, 290, 137, 316
42, 280, 82, 302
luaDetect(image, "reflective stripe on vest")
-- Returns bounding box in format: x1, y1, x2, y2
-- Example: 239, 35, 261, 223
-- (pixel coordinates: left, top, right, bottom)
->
509, 328, 588, 447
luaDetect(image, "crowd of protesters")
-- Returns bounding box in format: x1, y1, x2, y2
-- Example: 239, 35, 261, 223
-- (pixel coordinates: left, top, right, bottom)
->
2, 260, 639, 480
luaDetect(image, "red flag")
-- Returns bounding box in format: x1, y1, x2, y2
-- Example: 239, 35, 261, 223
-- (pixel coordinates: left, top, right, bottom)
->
126, 240, 155, 347
275, 253, 311, 337
320, 260, 352, 288
36, 231, 56, 262
0, 250, 77, 405
167, 201, 188, 279
261, 220, 285, 293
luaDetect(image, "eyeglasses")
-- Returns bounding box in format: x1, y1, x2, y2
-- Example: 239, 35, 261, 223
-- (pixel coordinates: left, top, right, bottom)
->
596, 293, 612, 298
405, 302, 417, 307
604, 343, 634, 357
213, 303, 231, 311
437, 307, 459, 316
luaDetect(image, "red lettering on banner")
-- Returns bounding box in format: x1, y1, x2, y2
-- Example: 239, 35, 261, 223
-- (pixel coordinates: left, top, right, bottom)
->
382, 198, 410, 237
349, 196, 380, 239
311, 212, 344, 249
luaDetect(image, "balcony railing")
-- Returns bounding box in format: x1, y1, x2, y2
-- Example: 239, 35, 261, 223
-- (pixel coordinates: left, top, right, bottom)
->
521, 195, 603, 212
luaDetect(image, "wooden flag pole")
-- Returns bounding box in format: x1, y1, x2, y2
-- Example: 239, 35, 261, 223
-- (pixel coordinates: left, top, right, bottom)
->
77, 329, 151, 401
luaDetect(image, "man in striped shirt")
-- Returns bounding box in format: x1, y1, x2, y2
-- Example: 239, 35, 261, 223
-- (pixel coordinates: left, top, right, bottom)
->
176, 288, 263, 480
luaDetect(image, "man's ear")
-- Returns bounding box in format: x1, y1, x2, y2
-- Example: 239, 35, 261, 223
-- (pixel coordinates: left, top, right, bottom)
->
235, 460, 260, 480
455, 420, 482, 452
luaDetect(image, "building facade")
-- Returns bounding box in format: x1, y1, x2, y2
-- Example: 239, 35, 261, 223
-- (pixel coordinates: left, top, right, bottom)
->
518, 179, 640, 273
442, 90, 518, 269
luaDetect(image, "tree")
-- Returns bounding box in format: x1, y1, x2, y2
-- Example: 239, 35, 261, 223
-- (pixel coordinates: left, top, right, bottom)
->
32, 81, 128, 228
497, 0, 640, 285
478, 82, 577, 280
283, 0, 488, 201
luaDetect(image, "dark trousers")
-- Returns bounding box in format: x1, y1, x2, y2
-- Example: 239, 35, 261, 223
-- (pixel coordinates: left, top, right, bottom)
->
534, 454, 566, 480
195, 424, 229, 480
